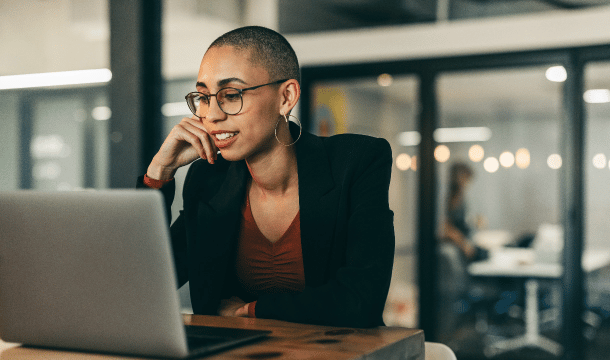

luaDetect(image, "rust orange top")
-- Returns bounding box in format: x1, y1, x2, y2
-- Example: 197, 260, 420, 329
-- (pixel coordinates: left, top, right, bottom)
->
236, 196, 305, 317
144, 174, 306, 318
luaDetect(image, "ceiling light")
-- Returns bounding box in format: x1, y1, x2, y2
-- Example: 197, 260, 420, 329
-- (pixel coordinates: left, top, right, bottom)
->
30, 135, 70, 159
592, 153, 606, 169
398, 131, 421, 147
434, 127, 492, 143
92, 106, 111, 121
547, 154, 562, 170
584, 89, 610, 104
0, 69, 112, 90
162, 102, 192, 117
545, 66, 567, 82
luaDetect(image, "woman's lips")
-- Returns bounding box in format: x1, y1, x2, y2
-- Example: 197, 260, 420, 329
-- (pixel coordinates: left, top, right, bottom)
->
213, 132, 238, 148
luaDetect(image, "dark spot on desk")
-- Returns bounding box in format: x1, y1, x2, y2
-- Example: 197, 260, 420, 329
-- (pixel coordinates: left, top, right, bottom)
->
246, 351, 283, 359
313, 338, 341, 344
324, 329, 355, 336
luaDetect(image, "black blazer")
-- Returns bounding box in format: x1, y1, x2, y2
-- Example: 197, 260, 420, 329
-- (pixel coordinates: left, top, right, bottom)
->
137, 131, 395, 328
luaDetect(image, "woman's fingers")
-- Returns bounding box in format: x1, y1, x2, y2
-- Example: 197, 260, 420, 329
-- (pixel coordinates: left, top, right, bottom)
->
217, 297, 247, 317
181, 120, 217, 163
152, 116, 218, 172
174, 124, 207, 160
185, 117, 219, 158
148, 117, 219, 179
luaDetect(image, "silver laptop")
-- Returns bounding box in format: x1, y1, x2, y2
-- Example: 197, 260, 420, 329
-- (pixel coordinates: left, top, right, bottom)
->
0, 190, 270, 358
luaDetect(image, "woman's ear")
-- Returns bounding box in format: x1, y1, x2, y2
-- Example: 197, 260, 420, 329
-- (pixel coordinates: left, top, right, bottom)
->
279, 79, 301, 114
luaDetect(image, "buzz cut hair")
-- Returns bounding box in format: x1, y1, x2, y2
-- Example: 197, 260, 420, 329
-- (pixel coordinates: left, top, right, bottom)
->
208, 26, 300, 84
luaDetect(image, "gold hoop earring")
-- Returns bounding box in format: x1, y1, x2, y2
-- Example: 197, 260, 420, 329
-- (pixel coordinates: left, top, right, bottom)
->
275, 112, 302, 146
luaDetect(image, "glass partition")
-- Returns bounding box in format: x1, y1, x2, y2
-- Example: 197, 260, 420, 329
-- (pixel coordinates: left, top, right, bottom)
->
436, 66, 564, 359
584, 62, 610, 360
22, 89, 109, 191
30, 96, 87, 190
312, 75, 419, 328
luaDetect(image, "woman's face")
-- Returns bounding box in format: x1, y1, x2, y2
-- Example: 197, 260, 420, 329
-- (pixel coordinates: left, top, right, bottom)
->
196, 45, 283, 161
457, 172, 472, 188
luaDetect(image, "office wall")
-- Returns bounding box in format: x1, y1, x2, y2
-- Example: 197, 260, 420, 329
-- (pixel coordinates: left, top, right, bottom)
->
290, 6, 610, 67
0, 0, 109, 76
0, 0, 277, 78
4, 2, 610, 76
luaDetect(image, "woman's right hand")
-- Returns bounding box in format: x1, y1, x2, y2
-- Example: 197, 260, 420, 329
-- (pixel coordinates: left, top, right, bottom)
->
146, 116, 218, 180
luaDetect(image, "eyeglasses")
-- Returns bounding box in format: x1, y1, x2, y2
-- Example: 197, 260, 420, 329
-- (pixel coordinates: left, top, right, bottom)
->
185, 79, 289, 117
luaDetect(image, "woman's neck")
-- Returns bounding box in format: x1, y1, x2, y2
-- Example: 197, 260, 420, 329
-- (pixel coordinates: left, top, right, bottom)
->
246, 144, 298, 196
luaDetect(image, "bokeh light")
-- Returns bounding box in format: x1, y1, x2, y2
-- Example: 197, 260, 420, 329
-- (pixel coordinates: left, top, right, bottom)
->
377, 73, 393, 87
592, 153, 606, 169
411, 155, 418, 171
468, 145, 484, 162
547, 154, 562, 170
515, 148, 531, 169
484, 157, 500, 173
584, 89, 610, 104
396, 153, 412, 171
434, 145, 451, 163
545, 66, 567, 82
499, 151, 515, 168
92, 106, 111, 121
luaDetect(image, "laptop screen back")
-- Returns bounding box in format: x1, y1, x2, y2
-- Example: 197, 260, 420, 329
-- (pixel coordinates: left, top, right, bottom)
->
0, 191, 189, 358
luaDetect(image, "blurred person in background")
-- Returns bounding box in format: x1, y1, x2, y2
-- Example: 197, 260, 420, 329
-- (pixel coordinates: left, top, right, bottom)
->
443, 162, 487, 262
438, 161, 489, 343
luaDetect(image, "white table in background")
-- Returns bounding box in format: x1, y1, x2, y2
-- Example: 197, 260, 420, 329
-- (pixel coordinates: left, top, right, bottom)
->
468, 248, 610, 357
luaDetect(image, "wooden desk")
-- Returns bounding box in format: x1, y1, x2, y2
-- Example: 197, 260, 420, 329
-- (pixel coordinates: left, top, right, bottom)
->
0, 315, 424, 360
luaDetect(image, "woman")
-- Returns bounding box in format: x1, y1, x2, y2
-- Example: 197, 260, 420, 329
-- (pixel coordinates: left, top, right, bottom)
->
443, 162, 487, 262
137, 26, 395, 328
438, 162, 486, 341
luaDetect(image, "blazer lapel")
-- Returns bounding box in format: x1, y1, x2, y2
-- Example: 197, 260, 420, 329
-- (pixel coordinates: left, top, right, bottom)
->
195, 160, 248, 258
296, 132, 339, 286
188, 160, 248, 313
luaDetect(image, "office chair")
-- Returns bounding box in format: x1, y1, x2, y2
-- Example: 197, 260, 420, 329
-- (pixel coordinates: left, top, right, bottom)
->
425, 342, 457, 360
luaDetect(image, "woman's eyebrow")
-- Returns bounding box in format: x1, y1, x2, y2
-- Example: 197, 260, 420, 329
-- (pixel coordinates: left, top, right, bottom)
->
195, 78, 246, 90
218, 77, 246, 87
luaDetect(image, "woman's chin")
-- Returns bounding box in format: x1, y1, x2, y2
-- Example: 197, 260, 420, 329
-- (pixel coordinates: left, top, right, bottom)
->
218, 149, 244, 162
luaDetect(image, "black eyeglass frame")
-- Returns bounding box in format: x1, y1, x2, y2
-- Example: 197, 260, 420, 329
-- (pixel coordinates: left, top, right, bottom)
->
185, 79, 290, 117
